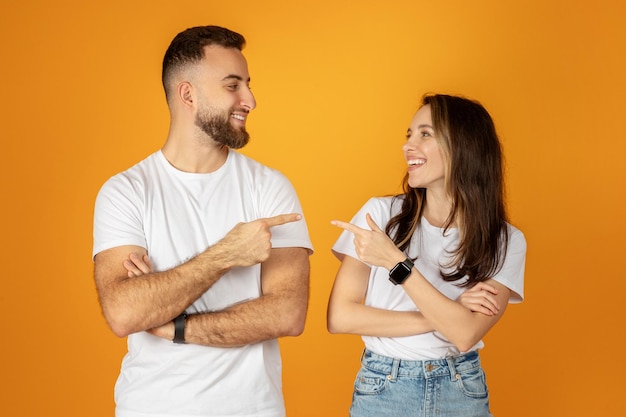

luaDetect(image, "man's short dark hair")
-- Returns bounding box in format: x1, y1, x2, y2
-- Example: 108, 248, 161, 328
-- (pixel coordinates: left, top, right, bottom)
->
162, 26, 246, 100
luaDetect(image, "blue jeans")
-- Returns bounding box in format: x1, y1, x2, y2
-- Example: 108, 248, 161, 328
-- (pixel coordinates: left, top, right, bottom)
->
350, 349, 492, 417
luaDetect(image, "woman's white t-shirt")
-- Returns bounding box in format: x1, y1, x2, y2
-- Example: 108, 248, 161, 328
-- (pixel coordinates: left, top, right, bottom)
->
332, 197, 525, 360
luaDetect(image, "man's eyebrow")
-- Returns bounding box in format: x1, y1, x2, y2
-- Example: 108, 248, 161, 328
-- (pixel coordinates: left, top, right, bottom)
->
221, 74, 250, 82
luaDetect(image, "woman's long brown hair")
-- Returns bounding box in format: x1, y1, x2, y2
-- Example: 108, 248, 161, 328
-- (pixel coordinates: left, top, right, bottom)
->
385, 94, 509, 287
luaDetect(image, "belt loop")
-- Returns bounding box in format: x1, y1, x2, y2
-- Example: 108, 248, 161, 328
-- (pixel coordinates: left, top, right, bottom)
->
388, 358, 400, 382
446, 355, 460, 382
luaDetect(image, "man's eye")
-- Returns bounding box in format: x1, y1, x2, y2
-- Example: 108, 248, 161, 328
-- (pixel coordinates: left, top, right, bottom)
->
227, 84, 238, 90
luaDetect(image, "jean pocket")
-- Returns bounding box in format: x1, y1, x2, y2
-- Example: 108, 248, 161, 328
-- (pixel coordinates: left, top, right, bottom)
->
454, 366, 489, 399
353, 367, 387, 395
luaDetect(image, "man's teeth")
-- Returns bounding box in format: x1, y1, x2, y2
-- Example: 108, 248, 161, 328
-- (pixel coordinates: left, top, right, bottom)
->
231, 114, 245, 121
408, 159, 425, 166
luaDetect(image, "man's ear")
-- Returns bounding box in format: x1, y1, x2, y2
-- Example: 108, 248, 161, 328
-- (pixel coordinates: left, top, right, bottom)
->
177, 81, 194, 108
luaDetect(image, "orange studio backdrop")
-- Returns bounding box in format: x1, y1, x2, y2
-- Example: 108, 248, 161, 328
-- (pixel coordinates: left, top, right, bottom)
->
1, 0, 624, 416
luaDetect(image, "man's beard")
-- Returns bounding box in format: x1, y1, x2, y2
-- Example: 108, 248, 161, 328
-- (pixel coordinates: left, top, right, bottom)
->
195, 106, 250, 149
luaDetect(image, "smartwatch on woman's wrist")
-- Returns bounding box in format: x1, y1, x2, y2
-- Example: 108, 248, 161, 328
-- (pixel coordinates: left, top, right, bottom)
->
389, 258, 414, 285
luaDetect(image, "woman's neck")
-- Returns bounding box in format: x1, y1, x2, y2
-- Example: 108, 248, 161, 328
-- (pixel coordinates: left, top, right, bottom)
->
423, 191, 454, 228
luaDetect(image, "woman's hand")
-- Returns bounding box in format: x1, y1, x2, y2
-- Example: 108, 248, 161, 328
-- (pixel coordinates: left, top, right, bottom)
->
456, 282, 500, 316
331, 213, 405, 270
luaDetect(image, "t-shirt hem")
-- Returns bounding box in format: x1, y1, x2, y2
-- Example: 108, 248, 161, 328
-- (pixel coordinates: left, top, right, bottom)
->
116, 408, 285, 417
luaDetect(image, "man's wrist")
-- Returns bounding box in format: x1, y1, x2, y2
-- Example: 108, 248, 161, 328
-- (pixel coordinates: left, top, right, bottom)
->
199, 243, 236, 274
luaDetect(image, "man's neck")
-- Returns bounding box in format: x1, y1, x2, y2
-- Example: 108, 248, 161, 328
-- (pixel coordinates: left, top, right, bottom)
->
161, 131, 229, 173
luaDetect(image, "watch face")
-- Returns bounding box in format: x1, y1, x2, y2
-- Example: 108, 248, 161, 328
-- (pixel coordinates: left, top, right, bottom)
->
389, 261, 412, 285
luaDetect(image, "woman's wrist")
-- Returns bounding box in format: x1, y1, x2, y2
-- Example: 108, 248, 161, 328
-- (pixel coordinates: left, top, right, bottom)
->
388, 253, 408, 271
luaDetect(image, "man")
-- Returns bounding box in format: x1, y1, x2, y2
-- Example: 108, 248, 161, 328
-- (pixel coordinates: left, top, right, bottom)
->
92, 26, 312, 417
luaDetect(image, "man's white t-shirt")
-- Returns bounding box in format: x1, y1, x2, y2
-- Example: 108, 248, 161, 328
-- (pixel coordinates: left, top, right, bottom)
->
332, 197, 525, 361
93, 150, 313, 417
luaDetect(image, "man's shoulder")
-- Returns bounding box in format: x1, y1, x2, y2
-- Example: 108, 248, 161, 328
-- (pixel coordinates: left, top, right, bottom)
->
229, 150, 285, 179
109, 151, 160, 180
98, 151, 160, 195
230, 149, 267, 167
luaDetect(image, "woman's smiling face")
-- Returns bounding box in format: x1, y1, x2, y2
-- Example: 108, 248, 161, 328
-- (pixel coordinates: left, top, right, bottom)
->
403, 104, 446, 191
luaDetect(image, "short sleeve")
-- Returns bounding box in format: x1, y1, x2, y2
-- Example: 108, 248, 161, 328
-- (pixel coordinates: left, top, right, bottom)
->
332, 197, 393, 263
92, 175, 147, 259
493, 226, 526, 303
259, 170, 313, 253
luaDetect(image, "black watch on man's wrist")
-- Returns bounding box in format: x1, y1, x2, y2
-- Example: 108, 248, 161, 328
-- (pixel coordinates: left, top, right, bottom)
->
173, 313, 188, 344
389, 258, 414, 285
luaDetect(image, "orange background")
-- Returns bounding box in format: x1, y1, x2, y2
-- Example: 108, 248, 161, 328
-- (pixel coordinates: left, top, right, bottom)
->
1, 0, 625, 416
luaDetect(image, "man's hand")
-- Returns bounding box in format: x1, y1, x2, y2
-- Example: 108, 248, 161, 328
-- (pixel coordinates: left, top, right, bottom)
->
218, 213, 302, 267
121, 213, 302, 277
123, 253, 153, 277
146, 321, 175, 340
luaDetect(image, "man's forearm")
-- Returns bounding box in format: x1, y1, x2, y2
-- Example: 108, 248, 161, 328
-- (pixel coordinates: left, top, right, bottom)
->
156, 248, 310, 347
96, 243, 236, 337
183, 291, 308, 347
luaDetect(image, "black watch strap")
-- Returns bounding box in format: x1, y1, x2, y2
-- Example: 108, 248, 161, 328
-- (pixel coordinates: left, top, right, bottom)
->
173, 313, 188, 344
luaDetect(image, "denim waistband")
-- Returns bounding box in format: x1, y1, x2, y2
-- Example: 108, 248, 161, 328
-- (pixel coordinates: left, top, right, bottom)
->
360, 349, 481, 380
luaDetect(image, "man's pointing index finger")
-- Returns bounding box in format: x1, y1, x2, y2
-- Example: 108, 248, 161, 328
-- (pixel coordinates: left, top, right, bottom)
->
264, 213, 302, 228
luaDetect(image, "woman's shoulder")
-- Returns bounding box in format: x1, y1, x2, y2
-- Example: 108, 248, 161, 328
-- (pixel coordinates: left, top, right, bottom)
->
363, 195, 404, 210
506, 223, 527, 250
353, 195, 405, 225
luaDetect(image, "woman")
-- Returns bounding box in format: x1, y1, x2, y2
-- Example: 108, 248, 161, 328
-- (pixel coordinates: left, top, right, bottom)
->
328, 93, 526, 417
